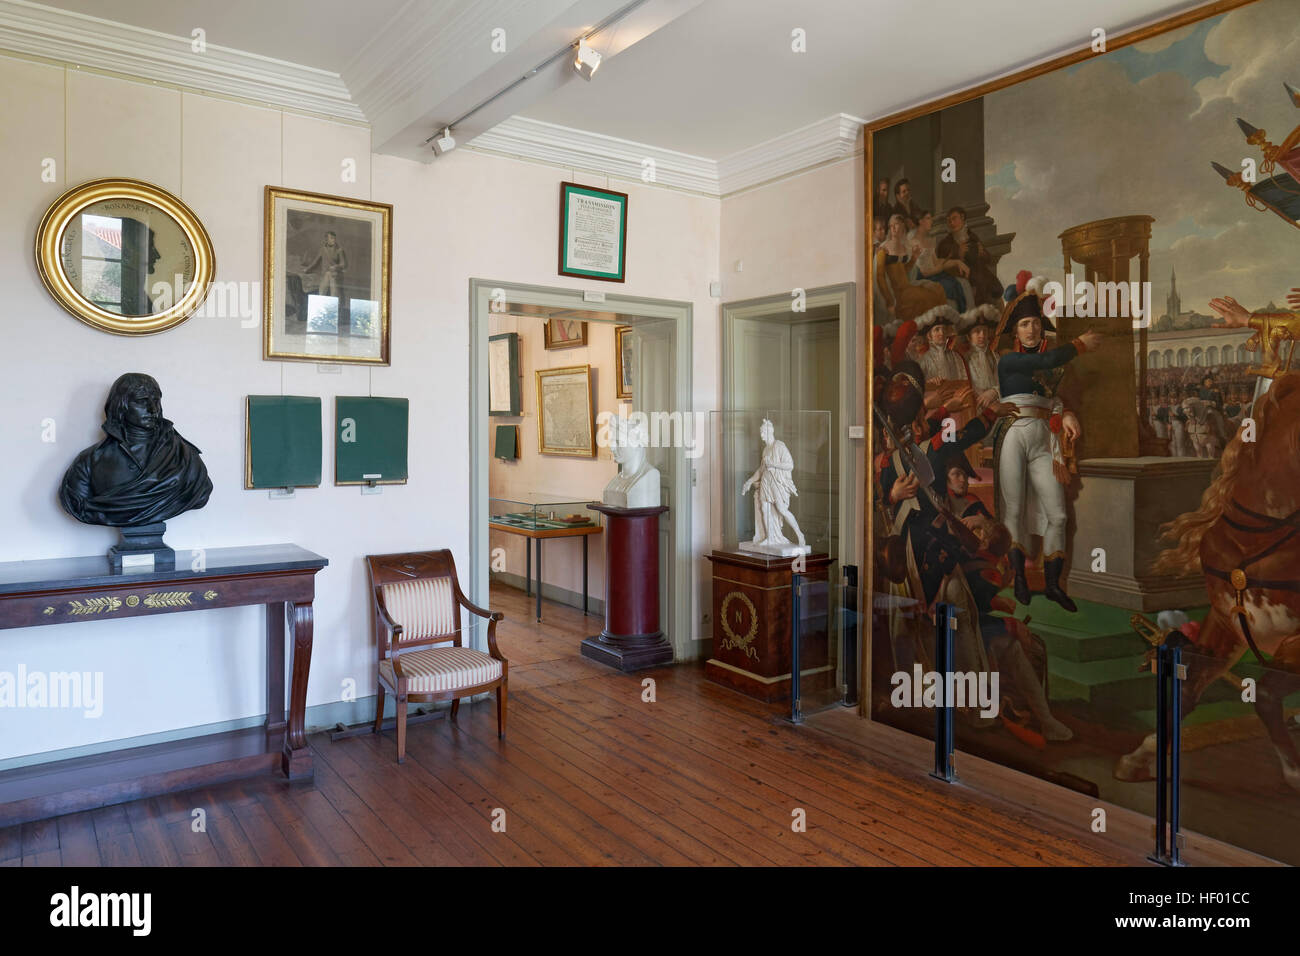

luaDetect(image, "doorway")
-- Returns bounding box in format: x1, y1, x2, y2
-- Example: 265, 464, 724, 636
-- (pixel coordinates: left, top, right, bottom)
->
720, 283, 858, 703
468, 280, 694, 660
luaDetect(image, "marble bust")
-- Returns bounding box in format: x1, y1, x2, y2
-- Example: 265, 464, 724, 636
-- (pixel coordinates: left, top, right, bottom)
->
602, 414, 660, 509
59, 372, 212, 566
740, 418, 809, 556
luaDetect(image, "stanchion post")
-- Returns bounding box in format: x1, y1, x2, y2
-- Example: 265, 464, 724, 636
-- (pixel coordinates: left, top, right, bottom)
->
930, 603, 955, 783
842, 565, 858, 707
790, 573, 802, 724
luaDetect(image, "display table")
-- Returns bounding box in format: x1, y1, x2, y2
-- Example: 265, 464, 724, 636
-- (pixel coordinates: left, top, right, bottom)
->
581, 504, 672, 672
0, 543, 327, 827
705, 550, 833, 702
487, 518, 602, 621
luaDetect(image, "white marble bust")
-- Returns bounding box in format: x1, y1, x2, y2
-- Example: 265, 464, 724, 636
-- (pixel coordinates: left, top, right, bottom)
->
603, 415, 661, 508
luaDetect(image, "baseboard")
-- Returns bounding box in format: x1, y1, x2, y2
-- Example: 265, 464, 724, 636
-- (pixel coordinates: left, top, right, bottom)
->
490, 570, 606, 617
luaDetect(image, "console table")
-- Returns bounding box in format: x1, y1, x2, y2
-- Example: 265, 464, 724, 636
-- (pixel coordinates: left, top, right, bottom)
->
0, 543, 327, 827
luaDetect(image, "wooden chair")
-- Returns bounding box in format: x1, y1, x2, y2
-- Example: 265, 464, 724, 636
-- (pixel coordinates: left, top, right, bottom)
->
366, 550, 507, 762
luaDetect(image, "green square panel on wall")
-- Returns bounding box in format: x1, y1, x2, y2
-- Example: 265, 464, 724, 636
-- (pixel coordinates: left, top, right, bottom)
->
335, 396, 409, 485
246, 396, 322, 489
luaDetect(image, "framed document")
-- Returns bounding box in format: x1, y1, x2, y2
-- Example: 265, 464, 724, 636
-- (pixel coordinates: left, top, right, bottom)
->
264, 186, 392, 365
535, 365, 596, 457
558, 182, 627, 283
488, 331, 521, 416
615, 325, 633, 399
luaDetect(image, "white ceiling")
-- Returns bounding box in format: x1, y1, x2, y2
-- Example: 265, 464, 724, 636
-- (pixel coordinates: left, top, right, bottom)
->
520, 0, 1202, 157
30, 0, 1210, 160
37, 0, 410, 71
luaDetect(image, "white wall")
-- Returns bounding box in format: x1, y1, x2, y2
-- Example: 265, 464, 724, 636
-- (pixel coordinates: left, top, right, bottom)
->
0, 56, 720, 762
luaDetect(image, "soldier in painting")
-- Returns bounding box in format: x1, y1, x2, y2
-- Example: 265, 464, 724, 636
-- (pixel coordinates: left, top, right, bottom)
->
992, 276, 1102, 613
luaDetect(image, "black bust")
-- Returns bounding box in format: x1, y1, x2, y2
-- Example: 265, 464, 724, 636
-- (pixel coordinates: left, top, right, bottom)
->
59, 373, 212, 568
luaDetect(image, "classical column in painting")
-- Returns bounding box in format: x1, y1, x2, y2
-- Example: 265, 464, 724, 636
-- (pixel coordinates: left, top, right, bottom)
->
1057, 216, 1213, 610
1057, 215, 1153, 459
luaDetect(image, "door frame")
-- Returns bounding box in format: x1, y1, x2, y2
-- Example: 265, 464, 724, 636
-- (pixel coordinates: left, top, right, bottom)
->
468, 278, 695, 659
719, 282, 858, 575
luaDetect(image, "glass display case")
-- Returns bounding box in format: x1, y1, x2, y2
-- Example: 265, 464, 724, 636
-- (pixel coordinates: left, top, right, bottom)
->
488, 493, 602, 532
706, 409, 833, 558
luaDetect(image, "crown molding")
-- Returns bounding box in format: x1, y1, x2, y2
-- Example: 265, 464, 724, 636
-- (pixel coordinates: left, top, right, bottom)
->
717, 113, 864, 196
466, 115, 721, 196
0, 0, 363, 122
468, 112, 864, 197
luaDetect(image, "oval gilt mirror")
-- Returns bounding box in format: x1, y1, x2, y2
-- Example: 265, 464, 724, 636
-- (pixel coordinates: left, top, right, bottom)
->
36, 178, 215, 335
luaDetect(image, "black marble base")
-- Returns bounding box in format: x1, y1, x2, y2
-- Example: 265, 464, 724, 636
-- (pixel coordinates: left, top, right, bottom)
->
108, 522, 175, 571
580, 632, 673, 672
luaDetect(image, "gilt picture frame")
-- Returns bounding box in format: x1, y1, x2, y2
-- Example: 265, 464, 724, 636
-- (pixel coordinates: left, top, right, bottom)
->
535, 365, 596, 457
264, 186, 392, 365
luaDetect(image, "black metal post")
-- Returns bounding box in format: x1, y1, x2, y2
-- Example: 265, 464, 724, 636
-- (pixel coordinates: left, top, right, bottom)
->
1149, 643, 1169, 865
1171, 643, 1184, 866
790, 573, 802, 724
536, 539, 543, 623
842, 565, 859, 706
525, 537, 531, 596
930, 603, 955, 782
582, 535, 589, 616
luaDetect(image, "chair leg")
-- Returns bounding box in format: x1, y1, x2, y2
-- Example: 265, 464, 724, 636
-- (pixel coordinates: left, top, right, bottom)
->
450, 698, 460, 723
496, 682, 507, 739
395, 695, 407, 763
373, 684, 386, 734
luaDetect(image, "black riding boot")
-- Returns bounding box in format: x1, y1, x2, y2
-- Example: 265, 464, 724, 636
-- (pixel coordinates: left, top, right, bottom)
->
1009, 547, 1031, 606
1043, 556, 1078, 613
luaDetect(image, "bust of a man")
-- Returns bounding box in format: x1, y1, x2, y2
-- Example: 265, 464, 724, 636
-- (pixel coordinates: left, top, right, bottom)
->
602, 414, 660, 509
59, 372, 212, 529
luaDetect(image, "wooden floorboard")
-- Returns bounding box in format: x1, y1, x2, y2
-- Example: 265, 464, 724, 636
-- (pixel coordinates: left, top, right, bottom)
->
0, 583, 1197, 867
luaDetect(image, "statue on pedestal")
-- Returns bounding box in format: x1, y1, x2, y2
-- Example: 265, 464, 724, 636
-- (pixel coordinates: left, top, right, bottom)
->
59, 372, 212, 568
740, 418, 809, 557
602, 414, 660, 509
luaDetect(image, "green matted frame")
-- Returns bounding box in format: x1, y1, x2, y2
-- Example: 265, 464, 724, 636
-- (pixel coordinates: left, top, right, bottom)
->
245, 395, 322, 489
558, 181, 628, 283
335, 396, 409, 485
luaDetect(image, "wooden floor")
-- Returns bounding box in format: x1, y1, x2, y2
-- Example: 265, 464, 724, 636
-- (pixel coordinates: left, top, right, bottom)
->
1, 585, 1147, 866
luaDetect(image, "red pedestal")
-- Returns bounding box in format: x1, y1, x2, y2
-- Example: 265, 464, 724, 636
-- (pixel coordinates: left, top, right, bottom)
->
580, 504, 673, 672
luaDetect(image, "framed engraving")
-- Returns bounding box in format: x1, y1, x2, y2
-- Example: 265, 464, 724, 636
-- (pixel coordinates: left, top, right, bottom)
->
264, 186, 392, 365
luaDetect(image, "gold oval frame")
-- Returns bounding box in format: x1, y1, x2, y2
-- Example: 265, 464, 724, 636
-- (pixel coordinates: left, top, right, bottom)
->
35, 178, 215, 336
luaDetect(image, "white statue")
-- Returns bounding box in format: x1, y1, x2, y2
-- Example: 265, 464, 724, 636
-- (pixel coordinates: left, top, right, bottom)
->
740, 418, 809, 556
603, 414, 661, 508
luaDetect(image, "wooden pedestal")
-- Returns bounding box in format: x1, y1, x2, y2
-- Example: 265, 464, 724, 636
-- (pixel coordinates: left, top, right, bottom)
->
705, 550, 833, 702
580, 504, 673, 672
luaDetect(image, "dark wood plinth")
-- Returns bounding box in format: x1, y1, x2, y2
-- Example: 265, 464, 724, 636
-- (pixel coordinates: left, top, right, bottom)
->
581, 504, 672, 672
705, 549, 833, 702
0, 543, 327, 826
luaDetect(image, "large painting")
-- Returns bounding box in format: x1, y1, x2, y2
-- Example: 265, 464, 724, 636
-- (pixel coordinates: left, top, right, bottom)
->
868, 0, 1300, 864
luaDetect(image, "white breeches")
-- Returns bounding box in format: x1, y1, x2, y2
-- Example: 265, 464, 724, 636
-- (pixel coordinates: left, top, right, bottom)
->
998, 419, 1067, 556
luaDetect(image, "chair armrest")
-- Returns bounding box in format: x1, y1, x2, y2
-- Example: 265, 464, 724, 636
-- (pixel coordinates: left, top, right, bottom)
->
456, 594, 504, 624
373, 592, 403, 653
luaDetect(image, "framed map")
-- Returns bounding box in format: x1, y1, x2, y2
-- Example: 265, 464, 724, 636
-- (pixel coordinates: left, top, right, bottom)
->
615, 325, 633, 400
488, 331, 521, 416
535, 365, 595, 457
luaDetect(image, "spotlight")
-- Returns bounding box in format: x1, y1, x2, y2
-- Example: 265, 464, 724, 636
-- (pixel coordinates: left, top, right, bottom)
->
431, 127, 456, 156
574, 40, 601, 80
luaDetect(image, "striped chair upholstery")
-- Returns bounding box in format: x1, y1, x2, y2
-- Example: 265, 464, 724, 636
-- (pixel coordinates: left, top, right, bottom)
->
380, 647, 503, 693
382, 577, 456, 641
